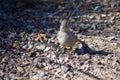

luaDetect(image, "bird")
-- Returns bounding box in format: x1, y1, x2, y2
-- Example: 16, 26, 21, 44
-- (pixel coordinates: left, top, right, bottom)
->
57, 19, 77, 49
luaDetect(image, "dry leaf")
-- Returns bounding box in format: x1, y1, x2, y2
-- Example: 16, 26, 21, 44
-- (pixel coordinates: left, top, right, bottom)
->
14, 77, 25, 80
38, 34, 48, 43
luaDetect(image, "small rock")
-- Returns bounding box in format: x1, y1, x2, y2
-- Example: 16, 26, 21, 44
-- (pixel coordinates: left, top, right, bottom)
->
95, 15, 101, 21
111, 16, 115, 21
83, 54, 91, 60
36, 44, 46, 50
107, 36, 115, 41
42, 62, 47, 67
44, 46, 51, 52
22, 45, 28, 49
46, 54, 51, 58
27, 41, 34, 50
22, 61, 30, 67
58, 57, 64, 63
84, 24, 91, 29
101, 14, 106, 17
89, 15, 95, 19
45, 65, 54, 70
27, 45, 33, 50
34, 37, 39, 41
63, 73, 71, 79
91, 24, 96, 30
81, 64, 90, 71
31, 74, 39, 80
64, 56, 69, 62
44, 66, 49, 70
17, 66, 24, 73
111, 42, 117, 46
55, 68, 61, 75
51, 54, 56, 60
44, 58, 51, 64
61, 65, 69, 73
112, 59, 117, 66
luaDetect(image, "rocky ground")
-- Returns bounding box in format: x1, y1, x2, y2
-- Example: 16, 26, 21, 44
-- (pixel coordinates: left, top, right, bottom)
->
0, 0, 120, 80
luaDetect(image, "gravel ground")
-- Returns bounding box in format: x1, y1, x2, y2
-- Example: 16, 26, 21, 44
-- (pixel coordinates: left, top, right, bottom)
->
0, 1, 120, 80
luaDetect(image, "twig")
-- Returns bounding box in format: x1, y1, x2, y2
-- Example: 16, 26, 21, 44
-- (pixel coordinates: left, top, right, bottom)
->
68, 3, 83, 20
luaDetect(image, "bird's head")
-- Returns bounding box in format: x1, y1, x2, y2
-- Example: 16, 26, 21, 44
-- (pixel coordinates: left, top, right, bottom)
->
60, 19, 69, 32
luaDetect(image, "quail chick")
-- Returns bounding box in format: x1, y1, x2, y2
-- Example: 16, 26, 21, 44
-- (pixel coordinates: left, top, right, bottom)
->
57, 19, 77, 49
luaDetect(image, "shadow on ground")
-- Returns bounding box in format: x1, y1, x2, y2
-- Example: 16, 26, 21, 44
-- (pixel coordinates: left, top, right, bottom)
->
75, 41, 112, 56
